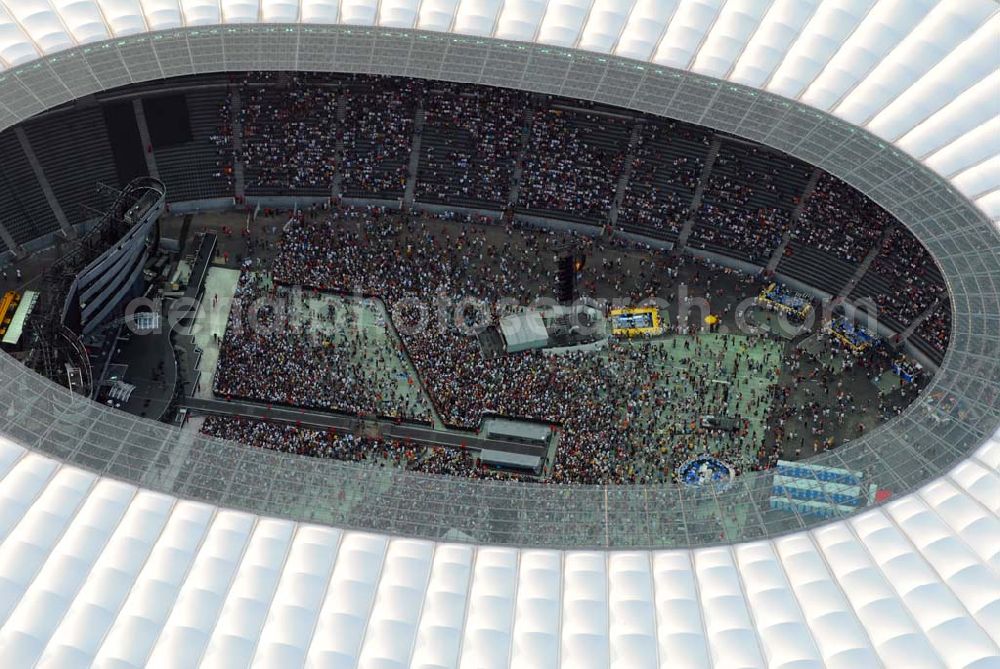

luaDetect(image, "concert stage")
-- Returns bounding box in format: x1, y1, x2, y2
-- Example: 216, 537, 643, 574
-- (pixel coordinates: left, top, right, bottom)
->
496, 304, 607, 354
99, 321, 177, 421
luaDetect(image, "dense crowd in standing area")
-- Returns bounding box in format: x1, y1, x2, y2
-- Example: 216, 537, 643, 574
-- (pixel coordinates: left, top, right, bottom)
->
201, 414, 410, 464
213, 269, 433, 421
200, 415, 528, 481
795, 172, 892, 262
416, 84, 529, 205
519, 108, 629, 220
204, 208, 909, 484
764, 331, 913, 460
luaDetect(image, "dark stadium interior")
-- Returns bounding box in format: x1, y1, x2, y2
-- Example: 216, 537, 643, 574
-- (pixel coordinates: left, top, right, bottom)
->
0, 71, 953, 489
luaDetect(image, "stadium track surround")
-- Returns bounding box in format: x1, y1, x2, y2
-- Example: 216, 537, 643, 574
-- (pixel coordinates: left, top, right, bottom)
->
0, 26, 997, 550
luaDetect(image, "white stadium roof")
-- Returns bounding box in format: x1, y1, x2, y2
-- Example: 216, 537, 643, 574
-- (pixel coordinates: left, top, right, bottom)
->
0, 431, 996, 668
0, 1, 997, 667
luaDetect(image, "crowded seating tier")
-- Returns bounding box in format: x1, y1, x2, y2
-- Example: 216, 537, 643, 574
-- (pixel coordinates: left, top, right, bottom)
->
616, 119, 710, 241
850, 225, 945, 328
415, 83, 529, 208
794, 172, 891, 263
911, 300, 951, 366
516, 103, 633, 225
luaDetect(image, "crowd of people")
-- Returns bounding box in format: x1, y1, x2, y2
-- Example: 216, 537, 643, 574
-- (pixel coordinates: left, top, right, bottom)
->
195, 206, 921, 485
416, 84, 529, 205
690, 204, 790, 264
196, 73, 949, 485
213, 269, 433, 421
616, 120, 706, 237
765, 332, 916, 460
201, 415, 410, 464
340, 77, 422, 196
915, 300, 952, 355
861, 225, 946, 324
209, 75, 918, 290
212, 74, 420, 195
519, 107, 629, 220
199, 415, 527, 479
237, 75, 339, 191
795, 172, 892, 262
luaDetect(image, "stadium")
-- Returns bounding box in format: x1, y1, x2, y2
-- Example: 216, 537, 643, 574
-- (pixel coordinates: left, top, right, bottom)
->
0, 1, 996, 667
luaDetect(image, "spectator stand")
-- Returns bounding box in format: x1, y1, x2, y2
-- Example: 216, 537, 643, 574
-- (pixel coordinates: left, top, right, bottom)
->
415, 83, 530, 210
689, 139, 809, 265
341, 76, 424, 201
615, 117, 711, 243
909, 299, 951, 367
516, 99, 635, 226
849, 225, 947, 332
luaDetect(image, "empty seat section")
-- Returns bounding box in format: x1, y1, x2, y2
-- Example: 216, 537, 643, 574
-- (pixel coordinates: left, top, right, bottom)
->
0, 131, 60, 242
0, 169, 42, 248
776, 242, 857, 296
156, 86, 233, 201
23, 105, 119, 228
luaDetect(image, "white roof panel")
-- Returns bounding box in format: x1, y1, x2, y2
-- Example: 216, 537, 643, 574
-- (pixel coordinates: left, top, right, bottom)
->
98, 0, 149, 35
179, 0, 222, 25
798, 0, 936, 111
300, 0, 338, 23
726, 0, 818, 87
690, 0, 773, 80
867, 14, 999, 141
833, 0, 996, 126
0, 430, 994, 666
53, 0, 112, 44
510, 550, 560, 668
536, 0, 591, 48
494, 0, 546, 43
652, 0, 725, 70
453, 0, 501, 37
340, 0, 377, 25
261, 0, 300, 23
6, 1, 75, 54
614, 0, 679, 62
577, 0, 633, 54
378, 0, 419, 28
138, 0, 183, 30
766, 0, 876, 100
